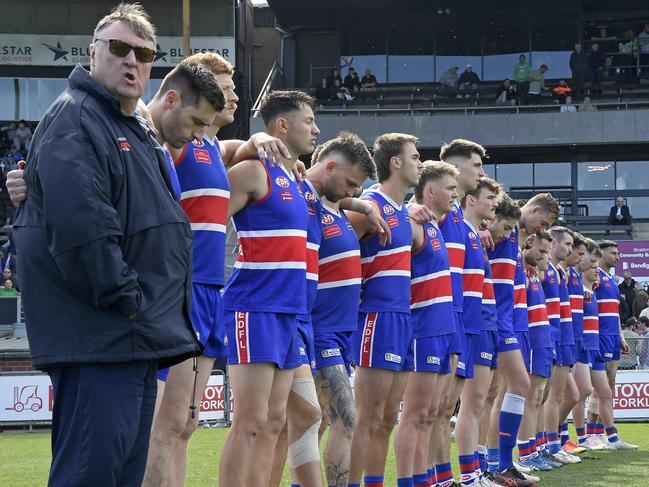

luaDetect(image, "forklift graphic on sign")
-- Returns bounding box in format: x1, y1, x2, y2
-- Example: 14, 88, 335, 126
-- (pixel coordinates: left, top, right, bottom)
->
5, 385, 43, 412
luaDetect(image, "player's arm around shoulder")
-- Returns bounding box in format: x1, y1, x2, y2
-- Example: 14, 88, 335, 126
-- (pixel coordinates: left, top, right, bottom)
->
411, 219, 425, 252
226, 159, 268, 217
345, 198, 382, 241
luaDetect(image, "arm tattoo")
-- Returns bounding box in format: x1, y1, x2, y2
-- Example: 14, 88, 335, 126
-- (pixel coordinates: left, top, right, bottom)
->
316, 364, 357, 431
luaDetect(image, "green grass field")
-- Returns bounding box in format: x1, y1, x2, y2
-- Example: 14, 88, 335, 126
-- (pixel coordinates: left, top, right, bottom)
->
1, 423, 648, 486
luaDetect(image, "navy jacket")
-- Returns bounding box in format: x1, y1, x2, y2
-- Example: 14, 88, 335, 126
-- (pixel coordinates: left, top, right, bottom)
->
14, 65, 202, 369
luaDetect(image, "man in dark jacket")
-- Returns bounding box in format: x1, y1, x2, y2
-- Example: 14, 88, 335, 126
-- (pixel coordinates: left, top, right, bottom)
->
12, 5, 221, 486
607, 196, 632, 226
570, 43, 589, 93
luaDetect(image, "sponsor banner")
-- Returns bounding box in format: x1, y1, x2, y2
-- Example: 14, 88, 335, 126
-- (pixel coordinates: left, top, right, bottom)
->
612, 369, 649, 419
0, 34, 235, 67
0, 372, 233, 422
618, 241, 649, 280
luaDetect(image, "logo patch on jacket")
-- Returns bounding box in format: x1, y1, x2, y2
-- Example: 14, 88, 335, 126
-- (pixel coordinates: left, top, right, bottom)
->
117, 137, 131, 152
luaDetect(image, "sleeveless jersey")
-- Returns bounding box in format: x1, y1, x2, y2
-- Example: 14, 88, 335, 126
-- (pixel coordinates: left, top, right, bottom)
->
410, 221, 454, 338
541, 262, 562, 342
513, 251, 528, 332
489, 225, 518, 331
439, 201, 465, 312
223, 160, 308, 314
174, 137, 230, 286
527, 266, 551, 349
299, 179, 323, 317
582, 288, 600, 350
311, 205, 362, 333
462, 219, 485, 334
359, 190, 411, 313
595, 268, 620, 336
558, 266, 575, 345
568, 266, 584, 342
482, 249, 498, 331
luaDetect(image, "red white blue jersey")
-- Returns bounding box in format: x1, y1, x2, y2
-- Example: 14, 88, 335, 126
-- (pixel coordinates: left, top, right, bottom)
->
359, 190, 411, 313
595, 268, 620, 336
300, 179, 323, 317
568, 266, 584, 342
582, 288, 600, 350
541, 263, 562, 342
527, 266, 552, 348
223, 160, 308, 314
489, 226, 518, 332
558, 265, 575, 345
173, 137, 229, 286
482, 249, 498, 331
311, 205, 362, 333
462, 219, 485, 334
410, 221, 454, 338
513, 251, 528, 332
439, 201, 465, 313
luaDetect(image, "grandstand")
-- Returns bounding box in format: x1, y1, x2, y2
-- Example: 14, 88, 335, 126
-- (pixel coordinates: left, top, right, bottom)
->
251, 0, 649, 242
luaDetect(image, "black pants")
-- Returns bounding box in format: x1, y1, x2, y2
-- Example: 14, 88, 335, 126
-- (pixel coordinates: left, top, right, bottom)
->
47, 360, 158, 487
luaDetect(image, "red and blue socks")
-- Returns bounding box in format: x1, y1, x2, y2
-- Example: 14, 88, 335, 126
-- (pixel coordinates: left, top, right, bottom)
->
459, 454, 477, 485
576, 426, 587, 444
364, 476, 384, 487
498, 392, 525, 470
413, 472, 429, 487
606, 426, 619, 443
435, 462, 454, 486
397, 478, 414, 487
547, 431, 561, 454
517, 439, 534, 461
560, 422, 570, 446
487, 447, 499, 473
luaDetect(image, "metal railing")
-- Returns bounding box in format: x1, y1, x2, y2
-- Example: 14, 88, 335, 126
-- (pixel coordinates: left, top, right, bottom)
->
251, 62, 282, 118
619, 336, 649, 370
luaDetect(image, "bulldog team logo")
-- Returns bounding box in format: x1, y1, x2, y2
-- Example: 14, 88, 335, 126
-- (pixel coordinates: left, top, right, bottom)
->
427, 226, 437, 238
469, 232, 477, 240
321, 214, 335, 225
193, 139, 204, 147
304, 192, 317, 203
275, 176, 290, 188
383, 205, 395, 215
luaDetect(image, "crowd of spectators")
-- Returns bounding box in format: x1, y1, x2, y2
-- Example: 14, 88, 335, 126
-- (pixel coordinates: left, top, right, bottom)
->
315, 67, 378, 102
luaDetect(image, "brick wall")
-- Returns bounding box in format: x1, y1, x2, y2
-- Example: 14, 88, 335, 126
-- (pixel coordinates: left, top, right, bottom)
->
0, 356, 34, 372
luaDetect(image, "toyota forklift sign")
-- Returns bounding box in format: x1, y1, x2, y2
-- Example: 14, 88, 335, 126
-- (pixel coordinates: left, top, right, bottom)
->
0, 375, 53, 421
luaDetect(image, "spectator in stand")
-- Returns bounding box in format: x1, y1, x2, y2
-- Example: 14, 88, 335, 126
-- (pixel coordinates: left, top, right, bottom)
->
495, 79, 518, 106
343, 67, 361, 94
590, 43, 606, 92
327, 68, 343, 90
618, 30, 638, 83
527, 64, 549, 103
360, 68, 378, 93
637, 316, 649, 368
3, 268, 18, 291
13, 121, 32, 153
513, 54, 532, 100
619, 270, 638, 311
570, 43, 590, 93
439, 65, 459, 90
560, 95, 577, 112
634, 285, 649, 318
580, 95, 598, 111
332, 78, 352, 101
315, 77, 332, 102
552, 79, 572, 104
620, 294, 631, 324
607, 195, 632, 225
458, 65, 480, 94
624, 317, 640, 338
0, 122, 17, 146
0, 278, 17, 296
5, 146, 24, 164
639, 23, 649, 74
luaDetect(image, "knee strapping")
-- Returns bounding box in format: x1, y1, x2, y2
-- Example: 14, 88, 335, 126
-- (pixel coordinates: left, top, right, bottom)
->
587, 395, 599, 415
288, 377, 321, 468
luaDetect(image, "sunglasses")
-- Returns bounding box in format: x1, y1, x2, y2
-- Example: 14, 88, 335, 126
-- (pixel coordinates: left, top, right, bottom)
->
94, 38, 157, 63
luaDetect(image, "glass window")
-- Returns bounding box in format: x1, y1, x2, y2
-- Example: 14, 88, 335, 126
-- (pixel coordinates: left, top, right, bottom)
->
0, 79, 16, 119
495, 163, 533, 192
534, 162, 572, 188
577, 161, 614, 190
529, 51, 572, 79
342, 55, 387, 84
615, 161, 649, 190
579, 199, 613, 217
483, 53, 526, 81
387, 56, 434, 83
625, 197, 649, 219
483, 163, 496, 179
436, 56, 482, 82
